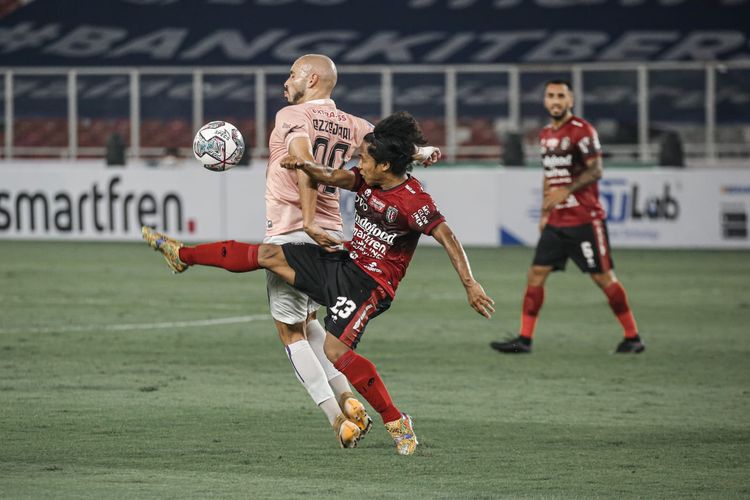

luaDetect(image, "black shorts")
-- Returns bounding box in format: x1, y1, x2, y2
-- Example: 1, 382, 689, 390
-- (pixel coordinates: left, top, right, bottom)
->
281, 243, 392, 349
532, 220, 614, 273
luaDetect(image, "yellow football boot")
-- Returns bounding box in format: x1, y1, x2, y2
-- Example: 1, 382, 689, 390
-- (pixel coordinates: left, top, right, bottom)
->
141, 226, 188, 274
385, 414, 418, 456
340, 393, 373, 441
333, 414, 361, 449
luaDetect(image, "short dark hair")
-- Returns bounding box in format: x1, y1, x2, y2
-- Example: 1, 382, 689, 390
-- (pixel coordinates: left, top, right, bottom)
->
544, 79, 572, 92
363, 111, 427, 176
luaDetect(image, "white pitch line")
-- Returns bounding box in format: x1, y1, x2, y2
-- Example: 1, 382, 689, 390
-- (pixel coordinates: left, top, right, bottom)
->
0, 314, 270, 335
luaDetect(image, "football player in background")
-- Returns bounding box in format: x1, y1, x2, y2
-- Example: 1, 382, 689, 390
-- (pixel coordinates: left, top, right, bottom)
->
142, 111, 494, 455
491, 80, 644, 355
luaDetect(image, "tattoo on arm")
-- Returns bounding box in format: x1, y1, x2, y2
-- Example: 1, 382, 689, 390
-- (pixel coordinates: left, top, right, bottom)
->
567, 156, 602, 193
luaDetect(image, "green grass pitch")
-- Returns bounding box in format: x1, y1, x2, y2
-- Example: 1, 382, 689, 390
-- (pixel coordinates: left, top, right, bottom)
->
1, 241, 748, 499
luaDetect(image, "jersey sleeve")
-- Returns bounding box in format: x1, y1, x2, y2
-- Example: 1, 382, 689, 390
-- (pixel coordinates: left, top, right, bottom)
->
406, 190, 445, 235
575, 123, 602, 161
275, 106, 310, 149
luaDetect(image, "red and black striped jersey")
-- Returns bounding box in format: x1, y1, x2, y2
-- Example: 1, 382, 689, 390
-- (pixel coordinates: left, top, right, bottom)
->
344, 168, 445, 297
540, 116, 605, 226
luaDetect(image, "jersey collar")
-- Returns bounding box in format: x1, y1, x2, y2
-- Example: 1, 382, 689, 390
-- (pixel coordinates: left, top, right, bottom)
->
550, 114, 575, 131
305, 98, 335, 106
378, 174, 411, 192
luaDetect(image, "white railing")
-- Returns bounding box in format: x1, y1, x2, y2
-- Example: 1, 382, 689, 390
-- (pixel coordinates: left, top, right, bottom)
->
2, 60, 750, 165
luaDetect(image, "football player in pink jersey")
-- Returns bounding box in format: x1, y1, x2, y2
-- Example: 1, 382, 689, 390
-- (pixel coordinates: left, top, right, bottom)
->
142, 111, 494, 455
491, 80, 644, 355
261, 54, 376, 447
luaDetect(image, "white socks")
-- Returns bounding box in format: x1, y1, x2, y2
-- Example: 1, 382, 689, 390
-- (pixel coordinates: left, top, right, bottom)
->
285, 339, 340, 425
306, 318, 353, 402
284, 321, 356, 426
306, 318, 343, 380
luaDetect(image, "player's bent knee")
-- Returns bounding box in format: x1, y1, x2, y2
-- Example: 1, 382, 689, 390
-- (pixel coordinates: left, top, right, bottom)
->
274, 320, 306, 346
258, 244, 285, 268
324, 335, 349, 363
528, 266, 551, 285
591, 271, 616, 289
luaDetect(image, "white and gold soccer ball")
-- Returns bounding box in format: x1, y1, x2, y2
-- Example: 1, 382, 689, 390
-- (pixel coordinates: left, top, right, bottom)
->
192, 121, 245, 172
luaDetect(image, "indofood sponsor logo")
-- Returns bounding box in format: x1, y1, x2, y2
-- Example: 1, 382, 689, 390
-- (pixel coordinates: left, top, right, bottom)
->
0, 176, 187, 234
354, 212, 397, 244
599, 178, 680, 223
542, 155, 573, 169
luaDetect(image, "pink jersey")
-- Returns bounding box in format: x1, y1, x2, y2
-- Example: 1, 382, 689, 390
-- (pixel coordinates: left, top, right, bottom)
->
265, 99, 373, 236
539, 116, 605, 227
343, 168, 445, 298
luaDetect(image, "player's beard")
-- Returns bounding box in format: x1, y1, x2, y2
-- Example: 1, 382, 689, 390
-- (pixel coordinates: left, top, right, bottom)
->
548, 106, 569, 121
286, 87, 305, 105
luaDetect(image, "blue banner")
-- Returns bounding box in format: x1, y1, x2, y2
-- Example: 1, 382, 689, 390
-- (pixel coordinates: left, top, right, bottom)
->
1, 0, 749, 66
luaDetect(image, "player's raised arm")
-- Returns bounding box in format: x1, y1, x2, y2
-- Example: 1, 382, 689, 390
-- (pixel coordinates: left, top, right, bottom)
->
413, 145, 441, 167
430, 222, 495, 319
280, 155, 359, 191
287, 137, 342, 249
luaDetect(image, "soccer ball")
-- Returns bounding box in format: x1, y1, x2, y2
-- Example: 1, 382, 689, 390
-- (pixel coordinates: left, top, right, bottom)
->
193, 121, 245, 171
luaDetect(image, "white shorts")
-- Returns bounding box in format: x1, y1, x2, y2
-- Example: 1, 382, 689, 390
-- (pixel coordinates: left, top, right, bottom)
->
263, 229, 344, 325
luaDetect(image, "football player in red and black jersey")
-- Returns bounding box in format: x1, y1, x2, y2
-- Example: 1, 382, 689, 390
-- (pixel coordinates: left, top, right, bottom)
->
142, 111, 494, 455
490, 80, 644, 355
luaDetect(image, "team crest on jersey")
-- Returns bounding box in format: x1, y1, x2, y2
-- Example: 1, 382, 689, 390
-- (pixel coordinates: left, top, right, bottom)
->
385, 206, 399, 223
364, 188, 372, 198
561, 137, 570, 151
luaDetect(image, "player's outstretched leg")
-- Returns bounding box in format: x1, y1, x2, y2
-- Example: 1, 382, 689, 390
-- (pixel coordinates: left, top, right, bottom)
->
142, 226, 263, 274
142, 226, 189, 273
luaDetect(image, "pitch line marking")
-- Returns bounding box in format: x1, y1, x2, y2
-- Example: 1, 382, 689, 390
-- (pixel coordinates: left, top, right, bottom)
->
0, 314, 271, 335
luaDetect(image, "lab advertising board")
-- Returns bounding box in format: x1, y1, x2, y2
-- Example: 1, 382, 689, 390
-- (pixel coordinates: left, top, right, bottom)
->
495, 169, 750, 249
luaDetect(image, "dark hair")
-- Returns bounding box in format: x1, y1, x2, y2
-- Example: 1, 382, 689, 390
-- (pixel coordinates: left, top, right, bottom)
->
544, 79, 572, 92
363, 111, 427, 176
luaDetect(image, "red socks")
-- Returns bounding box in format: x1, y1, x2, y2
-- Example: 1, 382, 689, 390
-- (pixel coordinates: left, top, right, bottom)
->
178, 241, 259, 273
604, 282, 639, 339
517, 282, 638, 340
520, 285, 544, 339
334, 350, 402, 424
